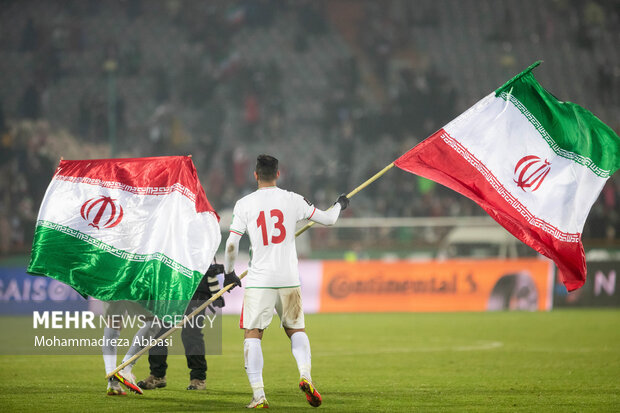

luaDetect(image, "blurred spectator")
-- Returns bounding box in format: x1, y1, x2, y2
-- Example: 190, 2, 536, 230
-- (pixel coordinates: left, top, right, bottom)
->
20, 17, 38, 52
297, 0, 328, 35
125, 0, 142, 21
19, 83, 41, 120
103, 39, 119, 69
153, 67, 171, 104
68, 20, 85, 53
122, 40, 142, 76
0, 209, 10, 255
337, 118, 356, 190
233, 147, 250, 189
77, 93, 93, 140
597, 62, 614, 105
0, 100, 6, 135
243, 92, 260, 139
116, 95, 127, 140
33, 45, 62, 85
203, 96, 226, 149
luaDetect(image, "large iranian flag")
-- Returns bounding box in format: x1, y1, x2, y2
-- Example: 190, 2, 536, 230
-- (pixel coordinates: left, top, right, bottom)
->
27, 156, 221, 317
395, 62, 620, 291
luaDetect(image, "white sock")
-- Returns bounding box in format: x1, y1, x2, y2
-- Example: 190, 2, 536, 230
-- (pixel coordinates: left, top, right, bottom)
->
291, 331, 312, 381
102, 327, 121, 375
244, 338, 265, 399
122, 320, 157, 367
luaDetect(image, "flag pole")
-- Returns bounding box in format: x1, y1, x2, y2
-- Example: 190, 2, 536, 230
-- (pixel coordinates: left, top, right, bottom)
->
105, 272, 247, 380
295, 162, 395, 237
106, 161, 396, 380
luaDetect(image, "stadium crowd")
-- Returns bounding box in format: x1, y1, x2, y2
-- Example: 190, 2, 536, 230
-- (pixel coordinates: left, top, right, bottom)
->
1, 0, 619, 255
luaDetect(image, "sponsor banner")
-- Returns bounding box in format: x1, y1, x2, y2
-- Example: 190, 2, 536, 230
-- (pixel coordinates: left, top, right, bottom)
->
0, 268, 88, 314
320, 259, 553, 313
2, 259, 557, 317
554, 260, 620, 307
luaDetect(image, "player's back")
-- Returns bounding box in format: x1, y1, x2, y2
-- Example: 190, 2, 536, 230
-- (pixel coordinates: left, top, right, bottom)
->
231, 187, 314, 288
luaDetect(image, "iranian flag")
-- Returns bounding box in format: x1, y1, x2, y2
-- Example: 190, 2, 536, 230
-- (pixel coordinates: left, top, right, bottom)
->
27, 156, 221, 317
395, 62, 620, 291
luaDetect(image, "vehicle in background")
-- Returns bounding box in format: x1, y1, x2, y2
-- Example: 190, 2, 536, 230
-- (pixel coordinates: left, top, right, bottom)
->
437, 225, 539, 259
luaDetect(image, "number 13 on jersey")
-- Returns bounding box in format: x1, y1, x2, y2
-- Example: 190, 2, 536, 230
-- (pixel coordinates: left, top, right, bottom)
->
256, 209, 286, 246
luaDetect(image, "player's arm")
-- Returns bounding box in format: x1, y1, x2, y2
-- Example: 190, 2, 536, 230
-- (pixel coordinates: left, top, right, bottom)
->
224, 231, 241, 275
223, 206, 245, 291
222, 231, 242, 290
308, 194, 349, 226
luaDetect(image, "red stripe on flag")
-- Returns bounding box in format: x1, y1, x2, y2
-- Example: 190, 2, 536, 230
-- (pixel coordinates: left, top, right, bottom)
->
53, 156, 217, 216
395, 129, 586, 291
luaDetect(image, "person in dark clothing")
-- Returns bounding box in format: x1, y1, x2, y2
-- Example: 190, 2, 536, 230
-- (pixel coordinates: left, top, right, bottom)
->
19, 83, 41, 119
137, 263, 225, 390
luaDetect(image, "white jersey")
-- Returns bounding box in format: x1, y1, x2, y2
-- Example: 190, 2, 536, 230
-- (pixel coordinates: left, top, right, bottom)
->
229, 186, 316, 288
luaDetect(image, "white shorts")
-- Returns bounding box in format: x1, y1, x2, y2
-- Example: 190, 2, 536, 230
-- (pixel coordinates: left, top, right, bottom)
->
240, 287, 305, 330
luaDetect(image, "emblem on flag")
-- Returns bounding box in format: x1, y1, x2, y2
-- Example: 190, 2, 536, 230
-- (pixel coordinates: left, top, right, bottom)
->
513, 155, 551, 193
80, 196, 124, 229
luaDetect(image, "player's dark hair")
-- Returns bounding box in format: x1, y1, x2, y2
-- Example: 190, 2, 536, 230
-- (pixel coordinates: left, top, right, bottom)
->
256, 154, 279, 181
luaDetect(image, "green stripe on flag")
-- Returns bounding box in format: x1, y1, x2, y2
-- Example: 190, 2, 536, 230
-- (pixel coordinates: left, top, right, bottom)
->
27, 223, 202, 318
496, 62, 620, 177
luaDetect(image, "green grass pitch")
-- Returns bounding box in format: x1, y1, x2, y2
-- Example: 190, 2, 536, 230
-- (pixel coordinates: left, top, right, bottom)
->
0, 310, 619, 412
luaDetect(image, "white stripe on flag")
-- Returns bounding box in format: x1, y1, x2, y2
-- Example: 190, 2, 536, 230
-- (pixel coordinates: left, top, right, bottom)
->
444, 94, 605, 235
37, 179, 220, 272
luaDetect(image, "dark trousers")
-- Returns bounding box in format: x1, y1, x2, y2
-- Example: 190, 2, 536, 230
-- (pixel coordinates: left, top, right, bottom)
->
149, 302, 207, 381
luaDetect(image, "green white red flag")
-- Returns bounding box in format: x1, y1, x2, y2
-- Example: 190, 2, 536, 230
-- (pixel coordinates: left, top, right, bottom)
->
395, 62, 620, 291
27, 156, 221, 316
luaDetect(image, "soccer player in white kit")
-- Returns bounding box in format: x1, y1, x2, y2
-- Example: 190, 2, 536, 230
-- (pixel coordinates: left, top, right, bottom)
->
223, 154, 349, 408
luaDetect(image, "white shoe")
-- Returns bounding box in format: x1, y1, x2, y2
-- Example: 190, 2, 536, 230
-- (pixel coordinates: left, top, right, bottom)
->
107, 377, 126, 396
245, 396, 269, 408
119, 367, 136, 385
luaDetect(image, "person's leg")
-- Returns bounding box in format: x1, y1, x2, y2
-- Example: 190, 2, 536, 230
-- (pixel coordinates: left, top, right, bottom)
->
182, 306, 207, 388
121, 318, 158, 382
277, 287, 311, 380
101, 302, 126, 395
286, 328, 312, 381
102, 303, 123, 377
103, 326, 126, 395
149, 327, 169, 377
242, 288, 276, 407
102, 326, 126, 395
278, 287, 321, 407
244, 328, 265, 400
137, 327, 168, 389
102, 326, 121, 376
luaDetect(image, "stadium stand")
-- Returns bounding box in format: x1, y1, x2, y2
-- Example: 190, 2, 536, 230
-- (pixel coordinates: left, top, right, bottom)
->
0, 0, 618, 256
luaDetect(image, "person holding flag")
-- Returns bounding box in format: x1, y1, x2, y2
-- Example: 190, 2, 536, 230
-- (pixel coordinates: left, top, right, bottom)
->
26, 156, 222, 392
223, 154, 349, 408
138, 262, 226, 391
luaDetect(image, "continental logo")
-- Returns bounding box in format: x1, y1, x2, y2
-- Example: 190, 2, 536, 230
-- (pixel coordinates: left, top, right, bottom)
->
326, 273, 477, 299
